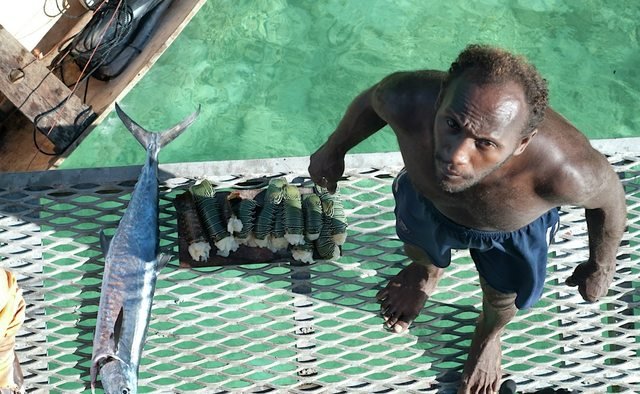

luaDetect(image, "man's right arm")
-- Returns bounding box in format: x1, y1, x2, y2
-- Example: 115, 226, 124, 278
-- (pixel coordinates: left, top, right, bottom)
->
308, 85, 388, 193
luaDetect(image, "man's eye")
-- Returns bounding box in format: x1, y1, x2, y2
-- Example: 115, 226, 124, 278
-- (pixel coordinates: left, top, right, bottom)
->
476, 139, 494, 148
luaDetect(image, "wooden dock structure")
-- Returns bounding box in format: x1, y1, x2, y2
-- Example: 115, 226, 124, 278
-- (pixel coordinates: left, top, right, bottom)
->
0, 0, 206, 172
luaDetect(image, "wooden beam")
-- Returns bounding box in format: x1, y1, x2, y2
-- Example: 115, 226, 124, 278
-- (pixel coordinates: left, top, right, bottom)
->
79, 0, 207, 115
0, 0, 206, 172
0, 24, 94, 153
0, 110, 59, 172
50, 0, 207, 166
32, 1, 93, 59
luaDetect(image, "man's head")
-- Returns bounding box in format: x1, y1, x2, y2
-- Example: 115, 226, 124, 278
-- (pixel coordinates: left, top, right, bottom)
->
433, 44, 549, 193
440, 44, 549, 136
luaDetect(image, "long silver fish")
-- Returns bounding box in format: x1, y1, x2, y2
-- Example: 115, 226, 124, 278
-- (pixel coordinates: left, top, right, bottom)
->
90, 104, 199, 394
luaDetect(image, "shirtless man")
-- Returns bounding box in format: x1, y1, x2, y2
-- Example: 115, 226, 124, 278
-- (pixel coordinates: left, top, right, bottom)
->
308, 44, 626, 393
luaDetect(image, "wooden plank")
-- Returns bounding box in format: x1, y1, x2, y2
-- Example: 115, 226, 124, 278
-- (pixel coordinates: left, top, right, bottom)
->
0, 0, 206, 172
50, 0, 207, 168
32, 1, 93, 59
0, 111, 59, 172
0, 25, 94, 153
81, 0, 207, 114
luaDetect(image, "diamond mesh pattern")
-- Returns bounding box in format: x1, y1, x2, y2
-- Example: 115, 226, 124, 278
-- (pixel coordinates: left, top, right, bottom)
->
0, 146, 639, 393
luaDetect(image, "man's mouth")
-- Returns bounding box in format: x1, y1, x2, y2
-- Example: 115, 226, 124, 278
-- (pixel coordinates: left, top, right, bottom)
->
437, 160, 462, 178
443, 168, 461, 177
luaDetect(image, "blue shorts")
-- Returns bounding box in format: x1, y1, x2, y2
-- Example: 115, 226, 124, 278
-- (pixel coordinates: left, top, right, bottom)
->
392, 171, 559, 309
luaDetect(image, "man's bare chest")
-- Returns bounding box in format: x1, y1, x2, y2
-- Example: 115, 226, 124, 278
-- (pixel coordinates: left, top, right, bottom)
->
407, 170, 552, 232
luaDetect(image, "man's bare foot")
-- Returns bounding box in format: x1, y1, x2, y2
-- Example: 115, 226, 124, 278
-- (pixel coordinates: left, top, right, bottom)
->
375, 262, 441, 333
458, 323, 502, 394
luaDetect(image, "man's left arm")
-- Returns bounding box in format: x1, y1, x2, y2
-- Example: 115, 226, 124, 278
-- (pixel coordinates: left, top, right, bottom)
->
565, 155, 627, 302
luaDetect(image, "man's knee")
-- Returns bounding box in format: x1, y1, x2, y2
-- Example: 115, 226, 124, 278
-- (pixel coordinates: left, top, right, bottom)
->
479, 277, 517, 312
404, 243, 442, 266
403, 244, 446, 282
404, 243, 428, 262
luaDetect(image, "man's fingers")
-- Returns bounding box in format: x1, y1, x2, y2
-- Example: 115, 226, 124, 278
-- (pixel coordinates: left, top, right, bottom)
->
565, 276, 599, 302
375, 288, 388, 301
581, 287, 601, 303
579, 287, 596, 303
316, 176, 336, 193
324, 180, 338, 194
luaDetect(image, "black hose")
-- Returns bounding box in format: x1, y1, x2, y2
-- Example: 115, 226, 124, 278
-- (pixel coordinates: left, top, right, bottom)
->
90, 0, 172, 80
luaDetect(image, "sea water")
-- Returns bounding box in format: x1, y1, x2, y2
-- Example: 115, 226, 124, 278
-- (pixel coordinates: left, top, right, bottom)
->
60, 0, 640, 169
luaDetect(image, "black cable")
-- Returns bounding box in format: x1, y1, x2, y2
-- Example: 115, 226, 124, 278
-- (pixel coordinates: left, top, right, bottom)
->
69, 0, 134, 73
12, 0, 156, 158
33, 97, 97, 156
83, 75, 91, 103
0, 1, 129, 158
29, 0, 132, 156
43, 0, 88, 19
43, 0, 65, 18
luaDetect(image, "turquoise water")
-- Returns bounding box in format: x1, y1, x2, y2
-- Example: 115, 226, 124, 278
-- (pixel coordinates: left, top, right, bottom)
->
60, 0, 640, 169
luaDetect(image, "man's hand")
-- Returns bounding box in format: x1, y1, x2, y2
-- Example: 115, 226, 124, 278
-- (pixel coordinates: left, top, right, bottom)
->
565, 260, 615, 302
308, 144, 345, 194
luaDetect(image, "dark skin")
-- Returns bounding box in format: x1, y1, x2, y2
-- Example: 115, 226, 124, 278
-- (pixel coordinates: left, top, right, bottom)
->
309, 69, 627, 393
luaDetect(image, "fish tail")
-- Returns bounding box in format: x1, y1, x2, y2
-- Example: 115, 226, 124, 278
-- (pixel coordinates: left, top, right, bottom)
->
114, 103, 200, 158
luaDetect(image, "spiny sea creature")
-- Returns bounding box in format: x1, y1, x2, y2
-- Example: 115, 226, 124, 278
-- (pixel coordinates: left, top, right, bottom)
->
254, 177, 287, 248
317, 185, 348, 245
315, 213, 340, 260
221, 192, 243, 234
291, 237, 315, 264
302, 194, 322, 241
270, 203, 288, 252
179, 179, 348, 263
283, 185, 304, 246
235, 198, 258, 245
191, 180, 238, 257
174, 192, 210, 262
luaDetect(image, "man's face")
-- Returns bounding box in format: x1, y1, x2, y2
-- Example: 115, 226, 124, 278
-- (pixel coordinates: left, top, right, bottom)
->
433, 75, 530, 193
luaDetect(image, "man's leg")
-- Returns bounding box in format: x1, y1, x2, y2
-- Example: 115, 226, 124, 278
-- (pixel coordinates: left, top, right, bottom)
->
458, 277, 517, 394
376, 243, 444, 333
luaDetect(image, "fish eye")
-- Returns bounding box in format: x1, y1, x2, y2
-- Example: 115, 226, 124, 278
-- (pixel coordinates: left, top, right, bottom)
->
121, 388, 130, 394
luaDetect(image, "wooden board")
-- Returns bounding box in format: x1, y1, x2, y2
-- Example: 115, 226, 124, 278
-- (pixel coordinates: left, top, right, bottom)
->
0, 25, 95, 153
0, 0, 207, 173
176, 188, 301, 268
32, 1, 93, 58
174, 183, 345, 268
49, 0, 208, 163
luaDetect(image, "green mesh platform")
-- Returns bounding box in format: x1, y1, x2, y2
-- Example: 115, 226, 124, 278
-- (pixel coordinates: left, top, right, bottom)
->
0, 140, 639, 393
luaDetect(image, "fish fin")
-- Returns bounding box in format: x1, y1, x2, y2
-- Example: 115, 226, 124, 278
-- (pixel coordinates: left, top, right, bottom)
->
114, 103, 200, 157
99, 230, 111, 256
158, 253, 171, 270
90, 362, 98, 393
91, 351, 122, 391
114, 307, 123, 345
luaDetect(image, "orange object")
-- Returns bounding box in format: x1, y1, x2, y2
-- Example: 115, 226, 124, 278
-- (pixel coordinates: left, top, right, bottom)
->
0, 269, 25, 392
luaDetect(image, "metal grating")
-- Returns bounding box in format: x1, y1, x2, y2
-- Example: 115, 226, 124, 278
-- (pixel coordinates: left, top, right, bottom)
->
0, 143, 639, 393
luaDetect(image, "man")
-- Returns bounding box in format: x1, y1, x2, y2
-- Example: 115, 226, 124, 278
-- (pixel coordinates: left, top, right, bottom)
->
308, 44, 626, 394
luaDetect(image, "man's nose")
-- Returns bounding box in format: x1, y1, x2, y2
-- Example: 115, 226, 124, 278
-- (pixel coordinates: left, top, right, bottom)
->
443, 138, 470, 166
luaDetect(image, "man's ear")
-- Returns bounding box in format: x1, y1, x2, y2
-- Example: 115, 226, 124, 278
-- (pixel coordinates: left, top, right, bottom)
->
514, 129, 538, 156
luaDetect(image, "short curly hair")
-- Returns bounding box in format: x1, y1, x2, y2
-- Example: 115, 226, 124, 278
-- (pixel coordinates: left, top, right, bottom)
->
441, 44, 549, 135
